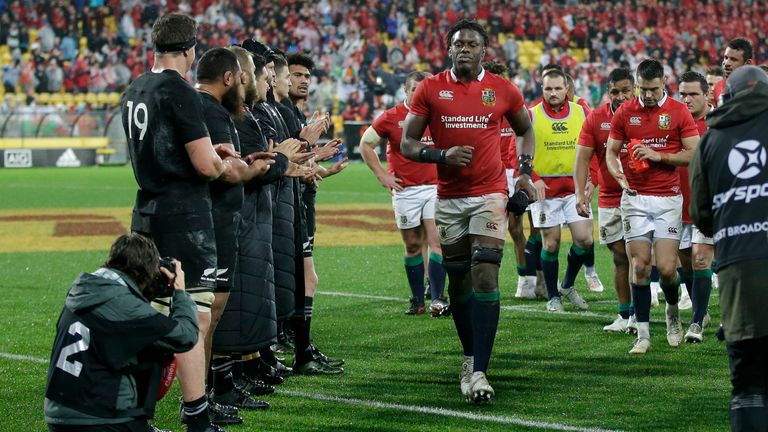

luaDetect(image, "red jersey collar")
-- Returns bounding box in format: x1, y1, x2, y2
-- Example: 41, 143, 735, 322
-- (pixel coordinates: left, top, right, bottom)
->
637, 92, 668, 108
541, 98, 571, 119
450, 67, 486, 82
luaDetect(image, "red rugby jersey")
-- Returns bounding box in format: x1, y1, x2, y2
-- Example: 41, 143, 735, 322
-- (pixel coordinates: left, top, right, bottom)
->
409, 69, 525, 199
578, 102, 625, 208
609, 95, 699, 196
713, 79, 726, 107
678, 116, 709, 224
371, 103, 437, 187
500, 117, 515, 169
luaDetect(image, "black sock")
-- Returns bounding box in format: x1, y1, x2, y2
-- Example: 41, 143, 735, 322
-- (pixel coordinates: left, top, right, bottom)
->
561, 245, 588, 289
182, 395, 209, 420
240, 357, 260, 378
449, 290, 474, 356
583, 243, 595, 268
631, 283, 651, 322
304, 296, 314, 344
540, 249, 559, 299
259, 348, 277, 366
428, 253, 446, 300
524, 235, 540, 276
650, 266, 660, 283
682, 271, 694, 298
692, 270, 713, 325
211, 357, 235, 394
660, 277, 679, 305
404, 255, 425, 303
472, 291, 500, 373
292, 315, 312, 363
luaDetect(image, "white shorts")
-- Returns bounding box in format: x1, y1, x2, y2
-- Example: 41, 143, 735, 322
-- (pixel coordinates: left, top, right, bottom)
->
620, 193, 683, 242
392, 184, 437, 230
692, 225, 714, 245
505, 168, 517, 197
598, 206, 623, 245
679, 223, 693, 249
435, 193, 508, 245
530, 194, 592, 228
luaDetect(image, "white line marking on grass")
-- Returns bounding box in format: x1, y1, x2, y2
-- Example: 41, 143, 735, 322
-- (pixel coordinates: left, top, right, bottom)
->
279, 390, 623, 432
318, 291, 666, 323
0, 352, 48, 364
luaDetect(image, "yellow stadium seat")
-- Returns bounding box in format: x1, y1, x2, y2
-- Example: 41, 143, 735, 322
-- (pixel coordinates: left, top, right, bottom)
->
62, 93, 75, 105
28, 29, 38, 43
96, 92, 110, 104
49, 93, 65, 105
74, 93, 86, 105
107, 93, 121, 105
85, 92, 98, 105
80, 37, 88, 48
36, 93, 51, 104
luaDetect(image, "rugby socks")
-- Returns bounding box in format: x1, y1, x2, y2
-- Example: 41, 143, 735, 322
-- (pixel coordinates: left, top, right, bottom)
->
629, 301, 635, 317
583, 244, 596, 276
540, 249, 560, 299
428, 252, 446, 300
292, 297, 314, 364
562, 244, 588, 289
404, 255, 426, 304
211, 357, 235, 395
660, 278, 680, 305
631, 282, 651, 323
449, 289, 474, 357
650, 266, 660, 283
182, 395, 209, 427
259, 347, 278, 367
619, 302, 632, 320
516, 264, 526, 277
681, 270, 694, 298
524, 233, 542, 276
692, 269, 713, 325
472, 291, 500, 373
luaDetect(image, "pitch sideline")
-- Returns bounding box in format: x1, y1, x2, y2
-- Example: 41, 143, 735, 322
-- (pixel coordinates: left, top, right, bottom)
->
1, 352, 622, 432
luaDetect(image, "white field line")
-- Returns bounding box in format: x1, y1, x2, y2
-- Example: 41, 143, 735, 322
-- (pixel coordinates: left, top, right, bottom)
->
318, 291, 666, 323
2, 352, 622, 431
278, 390, 623, 432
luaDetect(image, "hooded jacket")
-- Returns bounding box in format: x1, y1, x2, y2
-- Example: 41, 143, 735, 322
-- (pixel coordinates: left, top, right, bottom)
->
45, 268, 198, 425
690, 81, 768, 269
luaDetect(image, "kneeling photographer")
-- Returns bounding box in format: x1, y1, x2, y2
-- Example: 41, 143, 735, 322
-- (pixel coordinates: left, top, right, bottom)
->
45, 233, 199, 432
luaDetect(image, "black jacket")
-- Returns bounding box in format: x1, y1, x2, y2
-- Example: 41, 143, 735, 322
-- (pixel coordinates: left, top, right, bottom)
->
254, 102, 298, 321
690, 81, 768, 270
45, 268, 197, 424
214, 109, 287, 353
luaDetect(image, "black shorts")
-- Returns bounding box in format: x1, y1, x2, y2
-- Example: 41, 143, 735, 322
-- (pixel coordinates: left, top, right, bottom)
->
302, 186, 316, 257
213, 211, 240, 293
132, 211, 217, 291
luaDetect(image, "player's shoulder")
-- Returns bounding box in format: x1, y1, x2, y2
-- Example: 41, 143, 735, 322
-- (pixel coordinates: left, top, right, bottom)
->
614, 98, 640, 116
589, 102, 612, 120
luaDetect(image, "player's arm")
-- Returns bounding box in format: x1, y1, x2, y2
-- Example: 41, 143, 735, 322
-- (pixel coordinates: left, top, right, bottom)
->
632, 134, 699, 166
506, 106, 536, 197
574, 144, 596, 217
606, 137, 635, 195
186, 138, 227, 180
360, 126, 404, 191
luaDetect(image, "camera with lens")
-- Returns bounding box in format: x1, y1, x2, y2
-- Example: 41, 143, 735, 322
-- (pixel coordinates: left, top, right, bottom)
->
506, 189, 531, 216
150, 257, 177, 300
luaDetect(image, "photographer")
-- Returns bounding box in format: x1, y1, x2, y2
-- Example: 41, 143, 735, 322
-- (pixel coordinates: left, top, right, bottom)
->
44, 234, 198, 432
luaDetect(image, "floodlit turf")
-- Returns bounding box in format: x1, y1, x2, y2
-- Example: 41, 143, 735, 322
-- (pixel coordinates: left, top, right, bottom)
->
0, 164, 731, 431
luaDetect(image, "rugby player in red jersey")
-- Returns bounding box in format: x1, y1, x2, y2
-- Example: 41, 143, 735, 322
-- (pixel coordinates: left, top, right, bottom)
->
705, 66, 724, 107
401, 19, 535, 403
677, 71, 715, 342
606, 59, 700, 355
359, 71, 449, 317
712, 37, 754, 106
574, 68, 635, 332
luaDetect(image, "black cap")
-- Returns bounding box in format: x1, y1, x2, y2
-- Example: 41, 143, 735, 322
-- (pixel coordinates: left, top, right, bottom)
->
240, 39, 278, 62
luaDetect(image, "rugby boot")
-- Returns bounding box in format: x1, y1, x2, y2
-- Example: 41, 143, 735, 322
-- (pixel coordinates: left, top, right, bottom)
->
546, 296, 564, 312
665, 304, 684, 347
684, 323, 704, 343
211, 386, 270, 410
293, 358, 344, 375
560, 286, 588, 310
235, 375, 275, 396
310, 344, 345, 367
459, 356, 474, 398
405, 297, 425, 315
603, 315, 628, 333
629, 337, 651, 354
585, 272, 604, 292
468, 372, 494, 404
429, 297, 452, 317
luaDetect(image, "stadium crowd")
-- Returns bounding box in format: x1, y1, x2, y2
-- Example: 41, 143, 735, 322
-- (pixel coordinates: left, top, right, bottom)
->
2, 0, 768, 116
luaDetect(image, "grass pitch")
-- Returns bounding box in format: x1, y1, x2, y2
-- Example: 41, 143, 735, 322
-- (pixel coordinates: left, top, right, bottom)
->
0, 163, 730, 431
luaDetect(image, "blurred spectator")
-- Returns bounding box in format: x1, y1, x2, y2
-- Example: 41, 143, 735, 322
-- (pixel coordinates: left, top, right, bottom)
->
45, 58, 63, 92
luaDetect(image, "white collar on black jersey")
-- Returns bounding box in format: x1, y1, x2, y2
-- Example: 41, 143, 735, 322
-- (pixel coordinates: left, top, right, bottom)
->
637, 92, 668, 108
450, 67, 485, 82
